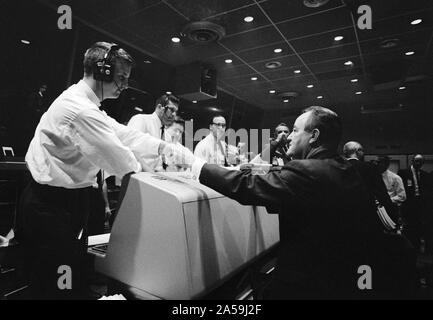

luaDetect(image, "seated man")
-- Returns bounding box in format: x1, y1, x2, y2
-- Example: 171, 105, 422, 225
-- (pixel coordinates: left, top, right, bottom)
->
194, 115, 238, 166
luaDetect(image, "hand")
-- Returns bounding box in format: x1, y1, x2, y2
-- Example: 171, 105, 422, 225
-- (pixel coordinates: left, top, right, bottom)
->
275, 132, 288, 145
169, 144, 196, 166
159, 142, 174, 157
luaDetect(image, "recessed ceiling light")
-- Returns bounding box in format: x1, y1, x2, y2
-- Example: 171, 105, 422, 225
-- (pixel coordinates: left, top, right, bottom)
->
134, 107, 143, 112
244, 16, 254, 23
225, 59, 233, 64
351, 79, 358, 83
251, 77, 258, 81
283, 99, 289, 103
344, 60, 354, 66
334, 35, 344, 41
411, 19, 422, 25
294, 69, 301, 74
307, 84, 314, 88
171, 37, 180, 43
399, 86, 406, 90
317, 95, 323, 99
143, 60, 151, 64
269, 90, 276, 94
192, 100, 197, 103
355, 91, 362, 95
265, 61, 282, 69
405, 51, 415, 56
20, 39, 30, 45
166, 91, 172, 95
274, 48, 282, 53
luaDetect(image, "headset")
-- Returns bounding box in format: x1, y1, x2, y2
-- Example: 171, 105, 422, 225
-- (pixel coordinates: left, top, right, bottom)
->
93, 43, 120, 82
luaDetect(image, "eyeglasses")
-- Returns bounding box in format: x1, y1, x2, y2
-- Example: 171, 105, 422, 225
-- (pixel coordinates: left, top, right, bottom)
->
277, 130, 289, 134
212, 123, 226, 128
165, 105, 178, 113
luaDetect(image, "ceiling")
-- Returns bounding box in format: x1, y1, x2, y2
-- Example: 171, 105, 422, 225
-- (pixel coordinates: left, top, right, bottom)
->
39, 0, 433, 111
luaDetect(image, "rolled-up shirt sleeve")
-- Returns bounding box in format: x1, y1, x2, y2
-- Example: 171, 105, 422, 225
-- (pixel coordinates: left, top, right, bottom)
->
71, 109, 143, 177
106, 114, 161, 163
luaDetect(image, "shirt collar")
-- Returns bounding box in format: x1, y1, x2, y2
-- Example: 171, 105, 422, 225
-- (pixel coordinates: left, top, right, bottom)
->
305, 146, 337, 160
152, 112, 162, 128
77, 80, 101, 107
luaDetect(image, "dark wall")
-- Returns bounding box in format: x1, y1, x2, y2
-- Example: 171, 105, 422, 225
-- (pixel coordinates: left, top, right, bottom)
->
0, 0, 263, 156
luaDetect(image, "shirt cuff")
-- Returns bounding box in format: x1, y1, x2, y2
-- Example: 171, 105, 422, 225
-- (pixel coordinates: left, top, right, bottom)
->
191, 158, 206, 180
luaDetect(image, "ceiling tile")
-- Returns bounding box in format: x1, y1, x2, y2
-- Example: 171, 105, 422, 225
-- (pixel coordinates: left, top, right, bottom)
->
259, 0, 343, 24
219, 25, 284, 52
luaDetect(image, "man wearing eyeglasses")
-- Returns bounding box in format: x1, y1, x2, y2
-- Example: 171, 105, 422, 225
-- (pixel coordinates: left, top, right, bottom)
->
194, 115, 238, 166
251, 123, 291, 166
128, 94, 179, 169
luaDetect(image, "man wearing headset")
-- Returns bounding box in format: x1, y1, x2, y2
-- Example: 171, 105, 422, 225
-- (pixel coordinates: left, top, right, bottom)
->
128, 94, 179, 170
18, 42, 191, 299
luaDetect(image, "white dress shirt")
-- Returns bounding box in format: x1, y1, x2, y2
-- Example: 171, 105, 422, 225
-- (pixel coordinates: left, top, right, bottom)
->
26, 80, 161, 189
194, 133, 238, 165
128, 112, 164, 140
128, 112, 167, 169
382, 169, 407, 205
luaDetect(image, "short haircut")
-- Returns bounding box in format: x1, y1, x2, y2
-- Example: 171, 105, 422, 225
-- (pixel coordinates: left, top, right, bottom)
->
172, 116, 185, 126
211, 115, 225, 125
342, 141, 362, 158
155, 94, 180, 109
83, 42, 134, 77
302, 106, 342, 149
274, 122, 290, 136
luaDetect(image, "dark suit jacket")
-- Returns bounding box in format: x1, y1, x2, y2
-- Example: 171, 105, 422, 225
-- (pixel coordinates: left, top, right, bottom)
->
347, 159, 398, 223
398, 168, 431, 199
199, 147, 387, 299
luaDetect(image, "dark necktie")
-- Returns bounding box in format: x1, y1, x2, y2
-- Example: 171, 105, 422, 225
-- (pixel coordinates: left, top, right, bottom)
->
161, 126, 168, 170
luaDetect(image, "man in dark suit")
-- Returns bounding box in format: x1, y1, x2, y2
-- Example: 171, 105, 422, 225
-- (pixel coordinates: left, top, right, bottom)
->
398, 155, 433, 251
190, 106, 412, 299
342, 141, 398, 224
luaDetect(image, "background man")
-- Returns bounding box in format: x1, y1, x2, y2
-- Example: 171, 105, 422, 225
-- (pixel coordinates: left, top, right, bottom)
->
343, 142, 399, 225
251, 123, 291, 165
377, 155, 406, 206
127, 94, 179, 170
399, 155, 433, 252
194, 115, 238, 166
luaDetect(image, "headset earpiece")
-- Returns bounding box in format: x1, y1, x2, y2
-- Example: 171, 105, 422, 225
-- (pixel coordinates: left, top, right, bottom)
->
93, 44, 120, 82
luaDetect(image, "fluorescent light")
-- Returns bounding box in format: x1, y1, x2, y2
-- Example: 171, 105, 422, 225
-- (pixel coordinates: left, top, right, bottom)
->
244, 16, 254, 23
334, 36, 344, 41
274, 48, 282, 53
351, 79, 358, 83
307, 84, 314, 88
405, 51, 415, 56
20, 40, 30, 45
225, 59, 233, 64
317, 96, 323, 99
251, 77, 258, 81
399, 86, 406, 90
269, 90, 276, 94
294, 70, 301, 74
344, 60, 354, 66
411, 19, 422, 25
355, 91, 362, 95
283, 99, 289, 103
134, 107, 143, 112
171, 37, 180, 43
